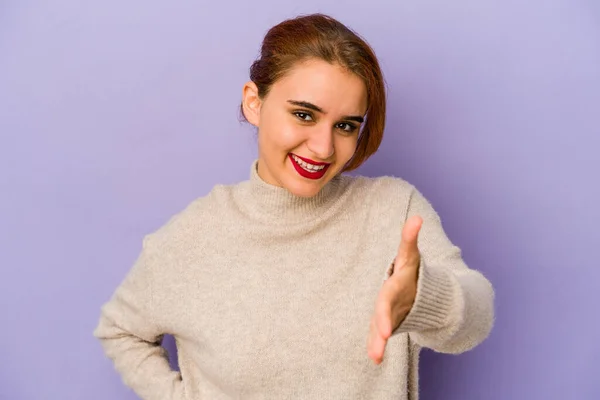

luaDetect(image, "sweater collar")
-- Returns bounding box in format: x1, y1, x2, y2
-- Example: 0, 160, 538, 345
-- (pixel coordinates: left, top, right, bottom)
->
234, 159, 346, 225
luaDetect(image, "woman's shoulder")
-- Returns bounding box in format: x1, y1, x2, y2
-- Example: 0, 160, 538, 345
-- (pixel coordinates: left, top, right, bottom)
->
343, 173, 441, 222
342, 173, 418, 202
141, 183, 233, 248
339, 173, 440, 231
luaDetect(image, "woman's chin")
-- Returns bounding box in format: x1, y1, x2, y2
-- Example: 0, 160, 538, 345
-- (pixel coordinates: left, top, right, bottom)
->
283, 178, 326, 198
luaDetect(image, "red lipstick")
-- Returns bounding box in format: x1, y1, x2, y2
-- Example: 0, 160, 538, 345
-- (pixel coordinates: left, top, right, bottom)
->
289, 153, 331, 180
292, 154, 330, 166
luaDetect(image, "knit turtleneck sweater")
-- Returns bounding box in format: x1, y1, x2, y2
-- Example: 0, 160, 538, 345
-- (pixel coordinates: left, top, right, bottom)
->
94, 160, 495, 400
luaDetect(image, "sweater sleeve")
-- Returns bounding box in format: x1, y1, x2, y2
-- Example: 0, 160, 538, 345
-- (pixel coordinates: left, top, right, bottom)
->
393, 187, 495, 354
93, 235, 184, 400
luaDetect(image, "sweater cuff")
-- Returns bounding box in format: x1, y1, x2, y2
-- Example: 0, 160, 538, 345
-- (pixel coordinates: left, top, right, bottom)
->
395, 260, 460, 334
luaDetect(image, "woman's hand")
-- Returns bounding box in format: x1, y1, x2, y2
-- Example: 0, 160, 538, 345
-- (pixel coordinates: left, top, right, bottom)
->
367, 215, 423, 364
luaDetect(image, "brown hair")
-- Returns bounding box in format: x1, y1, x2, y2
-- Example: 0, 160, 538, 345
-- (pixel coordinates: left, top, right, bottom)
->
240, 13, 386, 172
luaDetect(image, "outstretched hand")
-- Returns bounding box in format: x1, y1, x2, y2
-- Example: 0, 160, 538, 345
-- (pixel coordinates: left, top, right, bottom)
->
367, 215, 423, 364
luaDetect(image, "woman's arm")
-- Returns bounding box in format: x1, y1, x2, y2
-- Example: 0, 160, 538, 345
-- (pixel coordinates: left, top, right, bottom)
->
393, 187, 495, 354
94, 236, 184, 400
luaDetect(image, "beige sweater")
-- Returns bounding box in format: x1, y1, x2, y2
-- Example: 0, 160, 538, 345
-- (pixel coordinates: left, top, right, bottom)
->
94, 160, 495, 400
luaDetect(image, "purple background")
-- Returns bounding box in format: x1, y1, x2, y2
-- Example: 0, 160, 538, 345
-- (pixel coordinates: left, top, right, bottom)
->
1, 1, 599, 399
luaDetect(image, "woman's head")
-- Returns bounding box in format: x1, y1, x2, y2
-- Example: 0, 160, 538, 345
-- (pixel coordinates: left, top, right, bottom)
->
241, 13, 386, 197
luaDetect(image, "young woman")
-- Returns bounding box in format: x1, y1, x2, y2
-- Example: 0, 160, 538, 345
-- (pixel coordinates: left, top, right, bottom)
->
94, 13, 495, 400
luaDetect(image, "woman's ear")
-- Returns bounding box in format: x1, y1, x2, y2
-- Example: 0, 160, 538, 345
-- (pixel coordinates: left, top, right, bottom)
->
242, 81, 261, 127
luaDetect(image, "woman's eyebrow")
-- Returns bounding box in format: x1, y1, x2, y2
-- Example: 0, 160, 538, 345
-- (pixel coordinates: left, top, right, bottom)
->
287, 100, 324, 113
344, 115, 365, 123
287, 99, 364, 123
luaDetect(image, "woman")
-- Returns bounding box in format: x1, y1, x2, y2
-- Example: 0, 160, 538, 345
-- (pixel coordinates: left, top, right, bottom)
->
94, 13, 495, 400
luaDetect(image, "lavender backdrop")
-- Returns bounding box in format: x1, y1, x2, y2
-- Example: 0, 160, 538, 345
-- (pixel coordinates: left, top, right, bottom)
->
1, 0, 598, 399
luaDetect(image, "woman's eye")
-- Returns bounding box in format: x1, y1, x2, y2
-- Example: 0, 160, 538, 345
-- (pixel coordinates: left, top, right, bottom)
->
337, 122, 357, 133
293, 112, 313, 121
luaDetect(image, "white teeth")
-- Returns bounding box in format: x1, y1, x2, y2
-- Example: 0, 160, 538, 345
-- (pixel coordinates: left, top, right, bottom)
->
292, 154, 326, 172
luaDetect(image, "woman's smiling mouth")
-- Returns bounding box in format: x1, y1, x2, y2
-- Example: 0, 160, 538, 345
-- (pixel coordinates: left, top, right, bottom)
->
289, 153, 331, 179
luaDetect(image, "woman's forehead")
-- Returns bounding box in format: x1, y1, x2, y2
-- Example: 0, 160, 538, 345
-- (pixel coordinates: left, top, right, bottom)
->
269, 60, 368, 114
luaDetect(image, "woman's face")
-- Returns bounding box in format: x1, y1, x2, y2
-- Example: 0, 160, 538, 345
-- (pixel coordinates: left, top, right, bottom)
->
242, 59, 368, 198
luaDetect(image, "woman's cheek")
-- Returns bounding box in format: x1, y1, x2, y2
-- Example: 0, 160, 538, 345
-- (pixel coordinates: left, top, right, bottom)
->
277, 124, 305, 148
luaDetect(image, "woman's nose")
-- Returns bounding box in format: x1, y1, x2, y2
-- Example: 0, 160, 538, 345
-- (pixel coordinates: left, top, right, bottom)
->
306, 129, 334, 160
